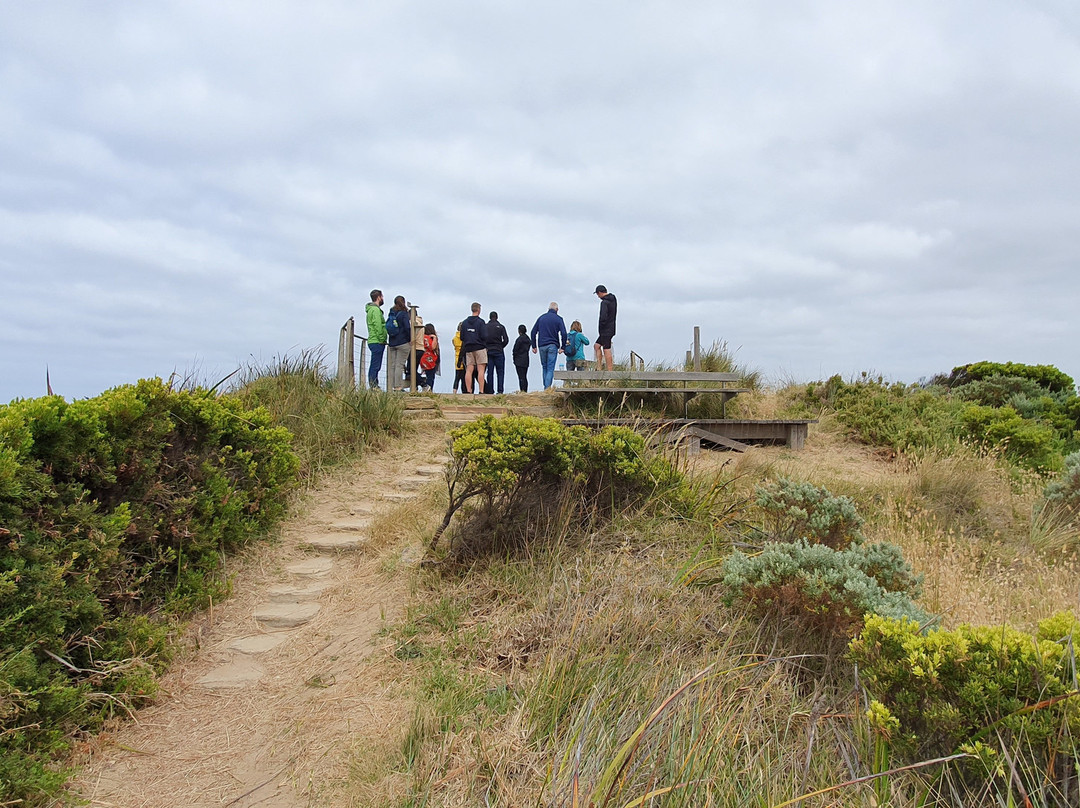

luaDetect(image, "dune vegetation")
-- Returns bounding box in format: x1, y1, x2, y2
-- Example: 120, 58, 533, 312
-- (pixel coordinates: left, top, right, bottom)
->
3, 352, 1080, 807
362, 360, 1080, 808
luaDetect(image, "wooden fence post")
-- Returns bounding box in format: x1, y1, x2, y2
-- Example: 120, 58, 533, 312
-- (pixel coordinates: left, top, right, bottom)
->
337, 317, 355, 388
693, 326, 701, 371
408, 304, 420, 393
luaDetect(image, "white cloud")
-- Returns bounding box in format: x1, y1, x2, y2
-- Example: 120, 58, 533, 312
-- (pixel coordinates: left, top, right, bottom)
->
2, 1, 1079, 400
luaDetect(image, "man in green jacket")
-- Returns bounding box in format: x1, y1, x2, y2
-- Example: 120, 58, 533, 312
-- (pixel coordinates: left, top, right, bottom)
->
366, 289, 387, 389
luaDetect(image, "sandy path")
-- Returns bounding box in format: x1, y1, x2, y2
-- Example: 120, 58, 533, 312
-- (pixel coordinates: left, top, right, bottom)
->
73, 422, 451, 808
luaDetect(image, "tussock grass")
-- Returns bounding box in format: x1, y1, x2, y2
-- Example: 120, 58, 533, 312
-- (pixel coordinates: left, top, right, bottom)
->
233, 348, 405, 482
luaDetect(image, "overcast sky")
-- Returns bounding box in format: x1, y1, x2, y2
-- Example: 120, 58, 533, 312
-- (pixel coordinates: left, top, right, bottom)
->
2, 0, 1078, 401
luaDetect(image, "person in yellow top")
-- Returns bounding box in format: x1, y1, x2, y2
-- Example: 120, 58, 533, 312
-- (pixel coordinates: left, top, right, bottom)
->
452, 323, 467, 393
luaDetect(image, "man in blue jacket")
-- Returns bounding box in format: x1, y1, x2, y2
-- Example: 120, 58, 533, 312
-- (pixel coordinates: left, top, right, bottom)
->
530, 302, 567, 391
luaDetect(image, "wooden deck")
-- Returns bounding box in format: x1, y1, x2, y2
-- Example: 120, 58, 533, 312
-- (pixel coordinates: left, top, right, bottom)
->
560, 418, 816, 451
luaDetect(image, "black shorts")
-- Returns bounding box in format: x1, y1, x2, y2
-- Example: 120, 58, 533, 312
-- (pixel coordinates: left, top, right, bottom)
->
596, 334, 613, 349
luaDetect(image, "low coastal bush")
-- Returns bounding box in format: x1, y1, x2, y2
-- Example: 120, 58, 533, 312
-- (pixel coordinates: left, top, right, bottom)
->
0, 378, 298, 804
719, 540, 926, 637
850, 612, 1080, 803
786, 365, 1080, 472
754, 477, 864, 548
429, 415, 683, 557
1043, 450, 1080, 519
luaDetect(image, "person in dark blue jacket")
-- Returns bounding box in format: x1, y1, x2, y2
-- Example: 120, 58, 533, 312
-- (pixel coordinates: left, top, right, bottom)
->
385, 296, 412, 391
458, 302, 488, 394
530, 302, 567, 390
484, 311, 509, 395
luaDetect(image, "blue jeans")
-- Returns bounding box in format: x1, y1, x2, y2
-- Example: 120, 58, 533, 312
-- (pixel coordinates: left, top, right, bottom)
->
539, 345, 558, 390
486, 350, 505, 394
367, 342, 385, 388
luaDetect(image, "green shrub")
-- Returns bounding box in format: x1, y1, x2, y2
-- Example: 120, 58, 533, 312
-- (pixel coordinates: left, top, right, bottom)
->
234, 350, 404, 480
959, 403, 1063, 473
948, 361, 1076, 395
754, 477, 864, 548
0, 379, 298, 805
850, 613, 1080, 802
788, 375, 962, 454
429, 415, 682, 557
718, 540, 926, 637
1043, 451, 1080, 520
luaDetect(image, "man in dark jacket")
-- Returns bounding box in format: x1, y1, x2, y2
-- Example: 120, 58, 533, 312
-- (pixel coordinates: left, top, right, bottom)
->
594, 284, 617, 370
484, 311, 509, 395
512, 324, 530, 392
458, 302, 488, 394
530, 302, 567, 390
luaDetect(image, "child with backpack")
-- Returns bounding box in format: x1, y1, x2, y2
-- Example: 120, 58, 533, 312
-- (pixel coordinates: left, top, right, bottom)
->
565, 320, 591, 371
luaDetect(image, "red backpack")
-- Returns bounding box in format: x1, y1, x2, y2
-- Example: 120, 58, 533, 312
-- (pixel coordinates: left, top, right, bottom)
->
420, 334, 438, 371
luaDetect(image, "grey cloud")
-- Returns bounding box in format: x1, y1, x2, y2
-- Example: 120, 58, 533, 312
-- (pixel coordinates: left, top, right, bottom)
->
2, 1, 1079, 400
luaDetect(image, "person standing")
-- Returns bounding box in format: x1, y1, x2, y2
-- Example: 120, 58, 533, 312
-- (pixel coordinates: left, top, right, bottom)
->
530, 302, 567, 390
594, 285, 617, 371
458, 302, 487, 394
365, 289, 386, 389
385, 295, 412, 391
484, 310, 509, 395
420, 323, 440, 392
452, 322, 466, 393
565, 320, 591, 371
512, 324, 531, 392
407, 307, 426, 389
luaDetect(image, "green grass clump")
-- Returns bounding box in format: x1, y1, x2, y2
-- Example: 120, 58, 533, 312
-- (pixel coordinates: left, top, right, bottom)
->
234, 349, 405, 482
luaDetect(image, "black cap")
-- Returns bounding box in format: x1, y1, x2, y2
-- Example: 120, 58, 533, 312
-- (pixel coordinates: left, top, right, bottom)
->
594, 284, 607, 293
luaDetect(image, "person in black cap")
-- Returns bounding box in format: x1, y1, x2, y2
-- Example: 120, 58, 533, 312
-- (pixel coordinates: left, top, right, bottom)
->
594, 285, 617, 370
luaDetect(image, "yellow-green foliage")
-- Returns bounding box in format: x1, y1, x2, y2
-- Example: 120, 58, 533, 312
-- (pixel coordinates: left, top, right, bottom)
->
0, 379, 298, 805
433, 415, 682, 556
850, 613, 1080, 764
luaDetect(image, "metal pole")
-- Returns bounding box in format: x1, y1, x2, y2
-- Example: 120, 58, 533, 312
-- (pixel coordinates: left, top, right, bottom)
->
693, 326, 701, 371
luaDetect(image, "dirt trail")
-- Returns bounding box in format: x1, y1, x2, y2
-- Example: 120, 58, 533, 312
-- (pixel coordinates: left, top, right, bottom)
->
74, 421, 453, 808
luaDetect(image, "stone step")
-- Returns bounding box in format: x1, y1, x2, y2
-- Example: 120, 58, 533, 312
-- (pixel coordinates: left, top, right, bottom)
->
285, 557, 334, 577
254, 601, 321, 629
415, 464, 447, 477
396, 476, 432, 491
381, 491, 417, 503
302, 533, 365, 552
267, 582, 333, 602
229, 634, 287, 654
347, 503, 375, 516
196, 658, 265, 690
327, 517, 372, 533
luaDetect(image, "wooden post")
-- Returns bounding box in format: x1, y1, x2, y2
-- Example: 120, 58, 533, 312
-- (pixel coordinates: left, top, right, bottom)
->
337, 318, 355, 388
408, 305, 420, 393
693, 326, 701, 371
685, 350, 692, 369
356, 336, 368, 388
